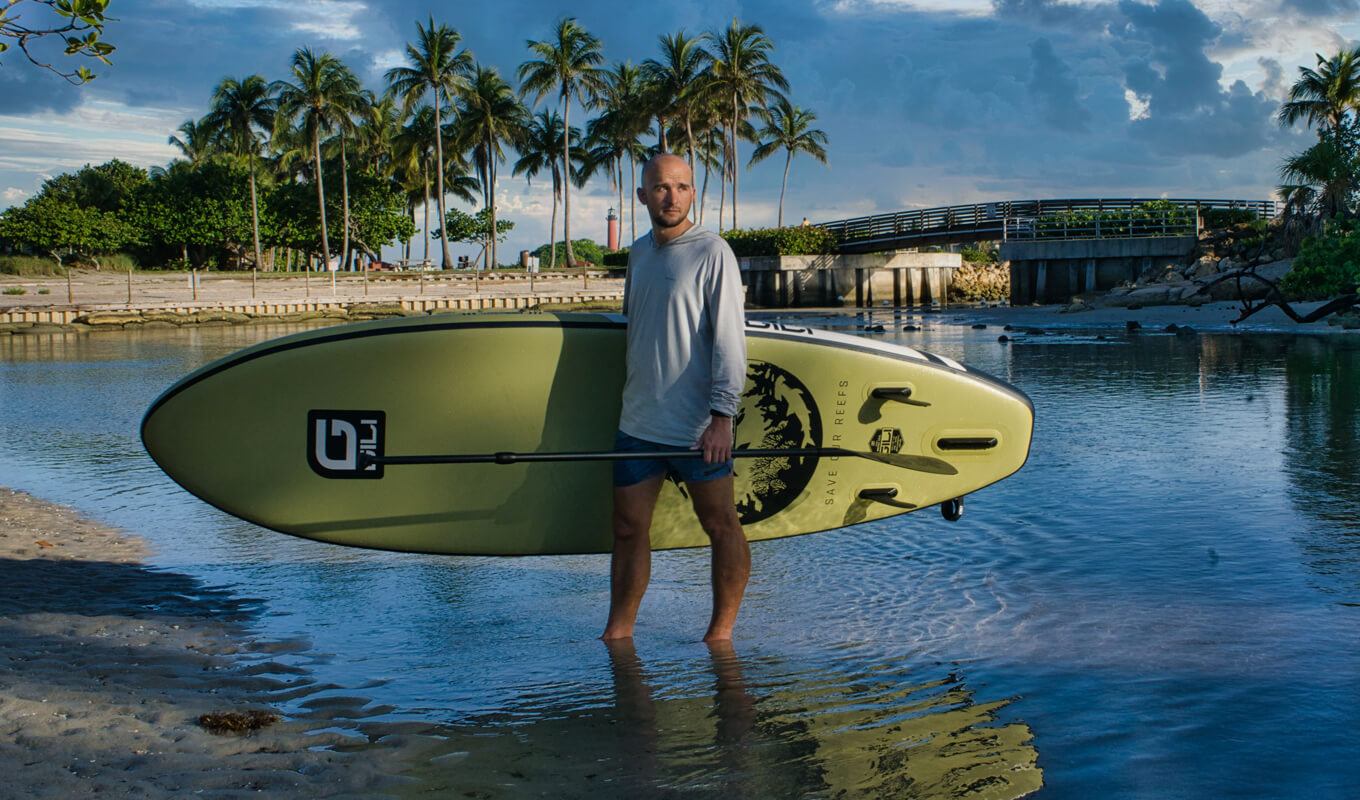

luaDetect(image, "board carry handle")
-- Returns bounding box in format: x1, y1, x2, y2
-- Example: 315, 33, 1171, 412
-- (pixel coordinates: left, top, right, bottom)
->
365, 447, 957, 475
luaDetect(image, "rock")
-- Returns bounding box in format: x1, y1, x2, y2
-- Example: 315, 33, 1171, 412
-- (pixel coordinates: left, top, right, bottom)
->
972, 323, 987, 329
1330, 311, 1360, 329
1176, 325, 1198, 336
81, 311, 144, 326
902, 324, 920, 332
1062, 299, 1094, 313
997, 335, 1009, 343
190, 310, 250, 324
1164, 324, 1181, 333
1159, 270, 1187, 284
1126, 321, 1141, 332
1218, 257, 1235, 273
1191, 257, 1220, 279
142, 311, 192, 324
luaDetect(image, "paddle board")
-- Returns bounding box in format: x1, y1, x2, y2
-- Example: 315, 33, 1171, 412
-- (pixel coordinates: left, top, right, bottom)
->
141, 312, 1032, 555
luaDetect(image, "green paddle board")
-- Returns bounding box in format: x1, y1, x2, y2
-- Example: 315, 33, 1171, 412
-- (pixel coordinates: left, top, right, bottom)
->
141, 312, 1032, 555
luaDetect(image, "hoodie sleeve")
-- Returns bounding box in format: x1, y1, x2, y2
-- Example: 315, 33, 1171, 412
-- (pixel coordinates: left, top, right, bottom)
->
707, 240, 747, 417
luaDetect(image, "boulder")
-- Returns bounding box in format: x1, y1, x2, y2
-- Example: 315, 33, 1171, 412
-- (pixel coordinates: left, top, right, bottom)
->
81, 311, 144, 326
1191, 257, 1219, 279
190, 310, 250, 324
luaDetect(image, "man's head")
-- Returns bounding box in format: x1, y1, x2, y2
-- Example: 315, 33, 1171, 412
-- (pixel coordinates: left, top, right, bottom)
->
638, 153, 694, 240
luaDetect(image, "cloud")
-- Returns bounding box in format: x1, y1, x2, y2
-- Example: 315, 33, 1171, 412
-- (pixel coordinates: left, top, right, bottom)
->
1280, 0, 1360, 16
1027, 37, 1090, 131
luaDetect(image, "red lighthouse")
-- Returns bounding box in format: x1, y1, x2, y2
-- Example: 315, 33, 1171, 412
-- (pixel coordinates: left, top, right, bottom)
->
607, 207, 619, 251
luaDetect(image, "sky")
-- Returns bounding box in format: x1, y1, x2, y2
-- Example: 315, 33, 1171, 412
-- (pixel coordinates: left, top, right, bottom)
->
1, 0, 1358, 261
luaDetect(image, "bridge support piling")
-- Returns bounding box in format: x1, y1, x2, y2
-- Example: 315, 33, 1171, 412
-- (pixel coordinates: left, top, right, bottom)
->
1085, 259, 1097, 293
1036, 261, 1048, 301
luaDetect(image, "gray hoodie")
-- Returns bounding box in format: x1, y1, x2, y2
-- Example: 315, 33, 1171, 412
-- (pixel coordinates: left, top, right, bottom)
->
619, 225, 747, 446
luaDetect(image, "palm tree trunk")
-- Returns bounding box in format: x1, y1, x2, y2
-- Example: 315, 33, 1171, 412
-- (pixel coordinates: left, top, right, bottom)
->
487, 139, 498, 273
313, 129, 331, 267
563, 96, 576, 269
731, 95, 740, 230
685, 114, 697, 222
718, 124, 727, 233
779, 149, 791, 228
433, 98, 453, 269
340, 137, 351, 271
628, 150, 637, 241
549, 176, 559, 270
616, 153, 624, 245
699, 136, 710, 228
422, 161, 431, 265
658, 114, 668, 152
248, 153, 263, 271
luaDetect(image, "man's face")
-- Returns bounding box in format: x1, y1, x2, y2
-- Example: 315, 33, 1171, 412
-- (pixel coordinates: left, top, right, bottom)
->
638, 156, 694, 231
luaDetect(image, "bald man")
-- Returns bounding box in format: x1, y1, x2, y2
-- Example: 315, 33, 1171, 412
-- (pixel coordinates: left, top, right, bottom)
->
602, 153, 750, 642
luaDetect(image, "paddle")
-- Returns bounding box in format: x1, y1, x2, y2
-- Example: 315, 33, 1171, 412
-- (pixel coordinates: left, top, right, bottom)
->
367, 447, 957, 475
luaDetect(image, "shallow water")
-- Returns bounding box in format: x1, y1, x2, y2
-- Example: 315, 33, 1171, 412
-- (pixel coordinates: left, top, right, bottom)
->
2, 314, 1358, 798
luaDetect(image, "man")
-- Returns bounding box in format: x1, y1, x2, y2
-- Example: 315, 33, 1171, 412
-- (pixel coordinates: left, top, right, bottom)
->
601, 153, 749, 642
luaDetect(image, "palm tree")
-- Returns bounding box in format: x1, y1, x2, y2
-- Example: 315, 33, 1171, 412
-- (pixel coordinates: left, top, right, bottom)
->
1279, 49, 1360, 132
1280, 133, 1357, 220
167, 118, 217, 165
518, 17, 608, 269
454, 64, 528, 271
391, 104, 435, 263
707, 20, 788, 230
748, 99, 828, 227
321, 85, 372, 270
514, 109, 581, 270
386, 16, 473, 269
642, 30, 711, 171
590, 61, 652, 240
203, 75, 275, 270
273, 48, 360, 269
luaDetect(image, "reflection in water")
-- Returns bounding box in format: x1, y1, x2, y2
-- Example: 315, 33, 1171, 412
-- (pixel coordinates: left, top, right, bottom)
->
395, 643, 1041, 799
1283, 337, 1360, 603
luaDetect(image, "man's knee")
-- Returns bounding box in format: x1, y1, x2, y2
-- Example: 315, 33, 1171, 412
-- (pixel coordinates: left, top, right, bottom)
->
698, 508, 743, 543
612, 501, 655, 542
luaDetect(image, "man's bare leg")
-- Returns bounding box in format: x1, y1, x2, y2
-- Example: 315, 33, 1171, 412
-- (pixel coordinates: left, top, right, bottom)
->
602, 474, 665, 640
687, 475, 749, 642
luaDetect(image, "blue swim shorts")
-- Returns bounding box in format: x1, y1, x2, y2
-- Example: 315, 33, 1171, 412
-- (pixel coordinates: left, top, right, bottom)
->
612, 430, 735, 488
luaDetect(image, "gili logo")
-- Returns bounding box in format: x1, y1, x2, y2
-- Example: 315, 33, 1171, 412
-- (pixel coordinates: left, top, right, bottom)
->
307, 410, 385, 478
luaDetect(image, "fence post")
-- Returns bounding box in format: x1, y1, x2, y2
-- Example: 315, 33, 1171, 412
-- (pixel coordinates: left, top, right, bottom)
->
67, 269, 73, 303
127, 269, 132, 304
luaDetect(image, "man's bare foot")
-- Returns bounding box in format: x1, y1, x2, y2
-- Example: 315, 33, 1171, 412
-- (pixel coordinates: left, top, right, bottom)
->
701, 628, 733, 643
601, 626, 635, 641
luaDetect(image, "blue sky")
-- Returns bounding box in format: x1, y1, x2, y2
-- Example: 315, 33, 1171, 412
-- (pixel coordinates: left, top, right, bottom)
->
1, 0, 1357, 259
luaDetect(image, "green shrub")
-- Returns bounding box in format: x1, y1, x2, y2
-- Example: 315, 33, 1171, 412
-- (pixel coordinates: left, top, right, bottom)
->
1282, 217, 1360, 299
38, 288, 50, 295
3, 286, 26, 295
0, 254, 63, 276
602, 248, 629, 267
960, 247, 998, 265
534, 239, 606, 266
1033, 202, 1197, 238
1201, 208, 1260, 229
721, 225, 836, 257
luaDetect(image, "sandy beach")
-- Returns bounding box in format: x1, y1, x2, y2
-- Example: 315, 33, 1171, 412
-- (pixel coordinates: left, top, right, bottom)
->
0, 487, 432, 798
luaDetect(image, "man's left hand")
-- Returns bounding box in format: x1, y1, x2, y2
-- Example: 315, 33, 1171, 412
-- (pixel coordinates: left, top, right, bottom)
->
696, 415, 734, 464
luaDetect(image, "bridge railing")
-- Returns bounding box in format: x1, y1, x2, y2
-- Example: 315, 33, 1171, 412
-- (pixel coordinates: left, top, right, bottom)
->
815, 198, 1277, 247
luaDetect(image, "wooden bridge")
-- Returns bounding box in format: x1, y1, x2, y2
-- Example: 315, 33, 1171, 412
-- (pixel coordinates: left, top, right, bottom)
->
815, 198, 1278, 254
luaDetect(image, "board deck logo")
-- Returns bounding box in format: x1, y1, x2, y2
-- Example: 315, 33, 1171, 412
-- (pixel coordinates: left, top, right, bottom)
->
307, 410, 385, 479
733, 361, 823, 525
869, 427, 904, 455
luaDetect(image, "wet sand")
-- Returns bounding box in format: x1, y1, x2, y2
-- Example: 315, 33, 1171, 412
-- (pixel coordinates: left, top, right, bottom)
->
0, 487, 420, 798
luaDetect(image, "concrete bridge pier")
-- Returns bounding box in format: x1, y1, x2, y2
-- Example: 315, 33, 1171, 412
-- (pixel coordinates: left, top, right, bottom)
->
1002, 235, 1197, 305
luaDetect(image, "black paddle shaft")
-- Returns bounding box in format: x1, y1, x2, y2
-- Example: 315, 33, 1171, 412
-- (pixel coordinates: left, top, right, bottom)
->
365, 447, 957, 475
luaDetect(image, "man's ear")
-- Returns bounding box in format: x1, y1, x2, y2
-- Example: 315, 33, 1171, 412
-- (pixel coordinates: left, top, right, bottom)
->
636, 186, 647, 204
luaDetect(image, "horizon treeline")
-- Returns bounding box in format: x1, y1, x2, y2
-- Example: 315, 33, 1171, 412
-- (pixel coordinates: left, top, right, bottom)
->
0, 15, 829, 273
